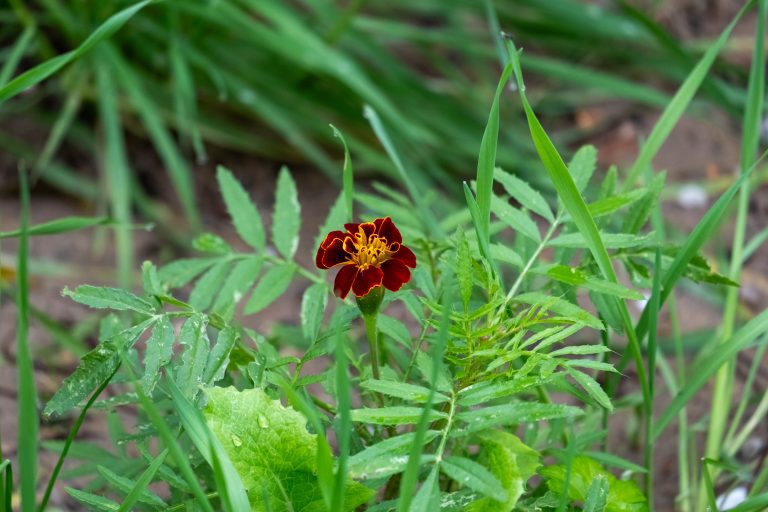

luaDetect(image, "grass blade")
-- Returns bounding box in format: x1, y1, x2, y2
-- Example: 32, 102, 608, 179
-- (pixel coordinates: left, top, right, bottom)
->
0, 24, 36, 88
0, 216, 109, 239
622, 0, 755, 189
0, 0, 153, 103
16, 167, 38, 512
330, 124, 354, 221
116, 449, 168, 512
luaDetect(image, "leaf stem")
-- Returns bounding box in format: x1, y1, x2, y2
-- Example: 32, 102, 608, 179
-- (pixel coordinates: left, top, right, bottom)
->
363, 313, 381, 381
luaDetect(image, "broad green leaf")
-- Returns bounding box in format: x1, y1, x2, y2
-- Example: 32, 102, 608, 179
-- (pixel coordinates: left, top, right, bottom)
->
65, 487, 120, 511
245, 263, 295, 314
467, 431, 540, 512
159, 258, 217, 288
141, 261, 163, 297
175, 314, 210, 398
490, 243, 523, 267
350, 407, 447, 425
212, 256, 263, 316
96, 465, 166, 507
204, 326, 239, 385
204, 387, 372, 511
583, 475, 609, 512
189, 260, 232, 311
569, 145, 597, 193
142, 316, 174, 394
360, 380, 449, 404
540, 456, 647, 512
494, 168, 554, 222
217, 166, 266, 251
0, 216, 108, 239
44, 319, 154, 417
273, 166, 301, 259
63, 285, 154, 314
300, 283, 328, 342
491, 195, 541, 243
566, 367, 613, 411
441, 456, 507, 502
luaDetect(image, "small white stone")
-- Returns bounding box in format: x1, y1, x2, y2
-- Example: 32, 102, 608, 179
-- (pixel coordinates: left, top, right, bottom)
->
677, 185, 708, 209
715, 486, 747, 509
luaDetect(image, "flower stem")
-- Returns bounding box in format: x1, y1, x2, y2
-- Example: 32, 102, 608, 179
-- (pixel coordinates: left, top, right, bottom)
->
363, 312, 381, 381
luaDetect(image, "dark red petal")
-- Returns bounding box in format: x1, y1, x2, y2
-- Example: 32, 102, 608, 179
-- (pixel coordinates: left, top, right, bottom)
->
375, 217, 402, 244
321, 238, 350, 268
343, 236, 357, 254
358, 222, 376, 239
343, 223, 359, 233
320, 230, 346, 249
334, 265, 358, 299
381, 259, 411, 292
352, 267, 384, 297
392, 244, 416, 268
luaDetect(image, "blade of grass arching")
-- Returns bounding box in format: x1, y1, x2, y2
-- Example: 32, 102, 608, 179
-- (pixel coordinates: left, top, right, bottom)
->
38, 365, 119, 512
117, 449, 168, 512
0, 216, 108, 239
653, 307, 768, 440
107, 45, 200, 231
0, 24, 35, 87
474, 60, 513, 247
97, 60, 133, 290
725, 336, 768, 448
330, 125, 354, 221
364, 106, 440, 236
463, 182, 498, 279
16, 167, 38, 512
0, 0, 153, 104
505, 38, 649, 411
743, 226, 768, 262
331, 318, 351, 512
705, 0, 766, 488
132, 375, 215, 512
622, 0, 755, 190
396, 276, 453, 512
729, 494, 768, 512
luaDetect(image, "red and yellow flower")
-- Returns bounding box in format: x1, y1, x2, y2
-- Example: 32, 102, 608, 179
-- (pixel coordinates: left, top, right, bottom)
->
315, 217, 416, 299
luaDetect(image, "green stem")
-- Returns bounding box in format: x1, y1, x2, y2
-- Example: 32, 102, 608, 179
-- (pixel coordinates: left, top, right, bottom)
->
363, 313, 380, 381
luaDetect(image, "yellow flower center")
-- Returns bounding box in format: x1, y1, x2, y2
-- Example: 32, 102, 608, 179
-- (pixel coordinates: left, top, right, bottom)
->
348, 227, 393, 270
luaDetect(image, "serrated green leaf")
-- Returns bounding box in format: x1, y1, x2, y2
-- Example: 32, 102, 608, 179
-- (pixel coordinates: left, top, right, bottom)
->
622, 172, 665, 234
350, 407, 447, 425
45, 319, 154, 417
587, 189, 646, 218
416, 352, 452, 393
411, 466, 440, 512
63, 285, 154, 314
217, 166, 266, 251
142, 315, 174, 394
65, 487, 120, 511
441, 456, 507, 502
456, 403, 583, 433
244, 263, 295, 314
584, 475, 609, 512
159, 258, 217, 288
548, 231, 654, 249
491, 195, 541, 243
301, 283, 328, 342
212, 256, 263, 317
541, 265, 643, 300
204, 326, 238, 385
273, 166, 301, 259
175, 314, 210, 398
204, 387, 372, 512
490, 243, 522, 267
193, 233, 231, 254
141, 261, 163, 297
458, 376, 550, 407
189, 260, 232, 311
360, 380, 449, 404
456, 228, 473, 310
494, 168, 554, 222
566, 367, 613, 410
568, 145, 597, 193
467, 431, 540, 512
514, 292, 603, 330
347, 431, 440, 479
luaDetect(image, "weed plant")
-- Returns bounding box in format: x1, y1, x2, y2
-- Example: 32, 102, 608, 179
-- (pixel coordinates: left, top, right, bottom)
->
2, 0, 768, 511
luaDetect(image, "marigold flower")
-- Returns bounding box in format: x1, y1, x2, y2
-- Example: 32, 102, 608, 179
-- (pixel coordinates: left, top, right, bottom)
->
315, 216, 416, 299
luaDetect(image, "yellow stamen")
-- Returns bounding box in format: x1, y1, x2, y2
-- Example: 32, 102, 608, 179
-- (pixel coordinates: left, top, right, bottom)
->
349, 226, 393, 269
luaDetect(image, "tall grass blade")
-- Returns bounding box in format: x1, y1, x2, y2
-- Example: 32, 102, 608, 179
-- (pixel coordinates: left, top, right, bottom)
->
623, 0, 755, 188
0, 0, 153, 103
116, 449, 168, 512
330, 125, 354, 221
16, 167, 38, 512
0, 25, 36, 87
